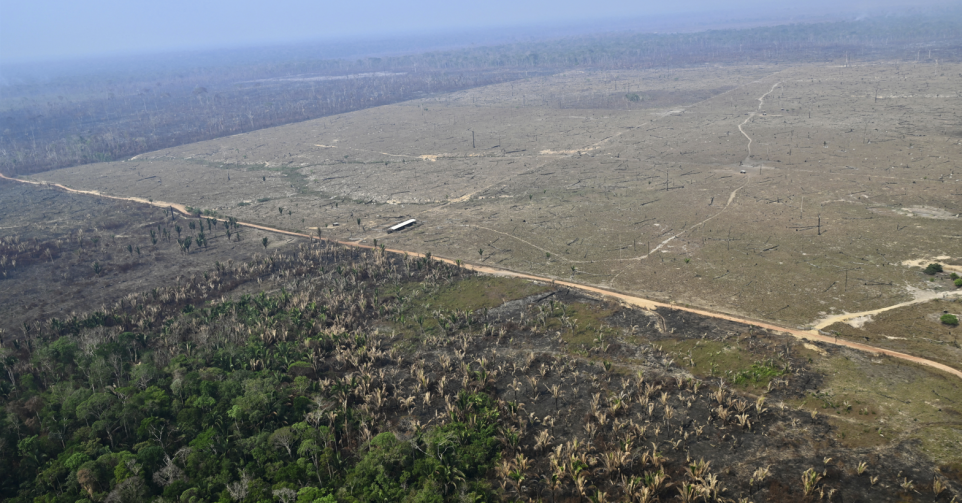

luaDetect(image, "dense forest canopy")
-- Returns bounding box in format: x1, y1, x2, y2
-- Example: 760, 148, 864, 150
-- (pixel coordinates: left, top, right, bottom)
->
0, 237, 507, 502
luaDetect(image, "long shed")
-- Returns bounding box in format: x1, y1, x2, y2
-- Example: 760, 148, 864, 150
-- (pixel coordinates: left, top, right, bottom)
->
387, 219, 417, 233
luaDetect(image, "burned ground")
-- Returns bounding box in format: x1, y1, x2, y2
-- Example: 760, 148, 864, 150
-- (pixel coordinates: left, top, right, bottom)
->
1, 185, 960, 501
0, 179, 298, 336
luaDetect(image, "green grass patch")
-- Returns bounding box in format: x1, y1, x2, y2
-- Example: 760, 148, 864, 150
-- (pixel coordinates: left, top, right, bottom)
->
731, 361, 787, 386
551, 302, 619, 348
418, 276, 551, 312
661, 340, 743, 377
386, 276, 551, 340
658, 339, 792, 389
798, 353, 962, 463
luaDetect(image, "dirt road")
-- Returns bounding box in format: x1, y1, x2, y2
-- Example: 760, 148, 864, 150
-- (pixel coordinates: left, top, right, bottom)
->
738, 81, 781, 163
4, 172, 962, 381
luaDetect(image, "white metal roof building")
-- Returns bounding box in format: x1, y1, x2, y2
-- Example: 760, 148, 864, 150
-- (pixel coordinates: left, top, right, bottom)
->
387, 219, 417, 233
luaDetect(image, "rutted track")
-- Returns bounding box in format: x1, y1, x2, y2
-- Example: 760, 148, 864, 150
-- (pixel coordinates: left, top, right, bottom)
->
3, 173, 961, 381
738, 81, 781, 163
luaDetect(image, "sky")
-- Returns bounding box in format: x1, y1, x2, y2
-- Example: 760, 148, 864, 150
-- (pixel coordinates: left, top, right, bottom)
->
0, 0, 953, 64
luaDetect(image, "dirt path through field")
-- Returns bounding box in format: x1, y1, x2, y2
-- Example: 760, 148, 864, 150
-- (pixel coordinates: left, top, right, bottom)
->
4, 172, 961, 381
812, 287, 962, 330
738, 81, 781, 163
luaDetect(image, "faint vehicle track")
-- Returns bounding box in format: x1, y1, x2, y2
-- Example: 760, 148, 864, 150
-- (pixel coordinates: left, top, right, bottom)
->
738, 81, 781, 163
2, 172, 961, 381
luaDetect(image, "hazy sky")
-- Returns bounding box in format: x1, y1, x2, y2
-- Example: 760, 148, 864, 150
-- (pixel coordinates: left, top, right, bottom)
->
0, 0, 951, 64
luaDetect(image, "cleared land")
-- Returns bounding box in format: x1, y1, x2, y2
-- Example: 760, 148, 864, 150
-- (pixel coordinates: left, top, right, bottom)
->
823, 297, 962, 372
0, 178, 298, 335
26, 61, 962, 329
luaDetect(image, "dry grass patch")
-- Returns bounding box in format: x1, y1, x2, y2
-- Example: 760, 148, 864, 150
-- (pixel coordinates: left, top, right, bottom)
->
797, 351, 962, 464
825, 297, 962, 371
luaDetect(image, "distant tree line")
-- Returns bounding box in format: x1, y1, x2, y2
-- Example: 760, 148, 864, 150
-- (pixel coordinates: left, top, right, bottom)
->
1, 13, 960, 176
0, 69, 533, 176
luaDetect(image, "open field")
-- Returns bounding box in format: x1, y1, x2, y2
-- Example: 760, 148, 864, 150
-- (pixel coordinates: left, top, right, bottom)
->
28, 61, 962, 329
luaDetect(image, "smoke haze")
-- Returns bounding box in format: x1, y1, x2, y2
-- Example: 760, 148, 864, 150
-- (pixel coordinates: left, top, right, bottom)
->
2, 0, 958, 64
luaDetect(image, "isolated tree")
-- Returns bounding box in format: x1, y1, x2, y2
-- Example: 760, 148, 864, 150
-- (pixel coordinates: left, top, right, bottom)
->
269, 426, 296, 457
262, 237, 269, 250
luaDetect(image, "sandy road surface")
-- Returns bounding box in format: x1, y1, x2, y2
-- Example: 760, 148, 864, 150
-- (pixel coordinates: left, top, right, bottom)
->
3, 173, 961, 381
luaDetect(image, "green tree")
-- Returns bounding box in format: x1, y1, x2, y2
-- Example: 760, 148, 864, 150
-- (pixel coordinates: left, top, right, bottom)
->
297, 486, 335, 503
17, 435, 42, 468
339, 433, 414, 501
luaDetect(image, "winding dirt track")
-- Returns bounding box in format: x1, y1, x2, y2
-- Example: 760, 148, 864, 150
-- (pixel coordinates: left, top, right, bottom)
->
3, 173, 961, 381
738, 81, 780, 163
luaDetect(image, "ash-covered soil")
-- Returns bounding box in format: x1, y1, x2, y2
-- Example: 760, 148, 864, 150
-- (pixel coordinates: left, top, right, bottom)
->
0, 179, 299, 337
